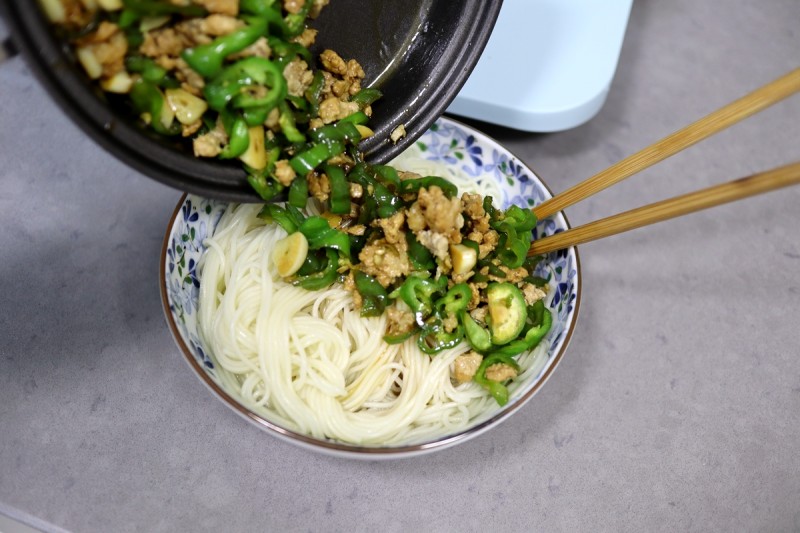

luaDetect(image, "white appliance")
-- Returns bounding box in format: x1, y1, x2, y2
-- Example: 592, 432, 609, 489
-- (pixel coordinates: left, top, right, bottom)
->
449, 0, 634, 131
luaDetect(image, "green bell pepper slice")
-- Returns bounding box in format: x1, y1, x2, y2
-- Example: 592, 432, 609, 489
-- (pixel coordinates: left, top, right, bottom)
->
182, 18, 268, 78
397, 176, 458, 198
324, 164, 351, 215
434, 283, 472, 317
219, 112, 250, 159
129, 78, 180, 136
293, 249, 339, 290
389, 276, 445, 322
204, 57, 287, 112
417, 321, 464, 355
490, 301, 553, 358
298, 216, 351, 258
462, 312, 492, 352
354, 271, 389, 317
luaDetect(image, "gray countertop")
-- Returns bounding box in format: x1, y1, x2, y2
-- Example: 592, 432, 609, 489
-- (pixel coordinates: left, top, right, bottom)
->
2, 1, 799, 532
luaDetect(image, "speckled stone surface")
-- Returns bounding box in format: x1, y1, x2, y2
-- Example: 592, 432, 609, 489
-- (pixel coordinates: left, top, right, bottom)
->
2, 2, 799, 532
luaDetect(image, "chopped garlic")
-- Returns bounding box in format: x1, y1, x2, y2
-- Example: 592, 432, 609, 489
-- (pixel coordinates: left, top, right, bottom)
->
165, 88, 208, 125
273, 232, 309, 277
38, 0, 66, 22
239, 126, 267, 170
390, 124, 406, 143
100, 70, 133, 93
355, 124, 374, 138
450, 243, 477, 275
76, 47, 102, 79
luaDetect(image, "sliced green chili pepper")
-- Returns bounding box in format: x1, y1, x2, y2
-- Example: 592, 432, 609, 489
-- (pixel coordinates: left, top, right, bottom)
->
435, 283, 472, 317
383, 328, 417, 345
405, 232, 435, 271
490, 301, 553, 358
522, 254, 545, 275
298, 216, 350, 257
119, 0, 205, 28
324, 164, 350, 215
247, 174, 284, 201
494, 229, 530, 269
491, 205, 538, 268
295, 248, 327, 276
294, 249, 338, 290
242, 105, 270, 126
129, 78, 180, 135
524, 275, 549, 288
125, 56, 170, 85
372, 164, 401, 188
493, 205, 538, 233
417, 321, 464, 355
283, 0, 312, 37
347, 164, 402, 218
258, 203, 305, 233
204, 57, 286, 112
304, 71, 325, 118
288, 175, 308, 208
473, 353, 521, 406
278, 101, 305, 144
462, 312, 492, 352
485, 282, 528, 345
483, 196, 499, 221
389, 276, 445, 323
308, 120, 363, 145
182, 18, 268, 78
219, 112, 250, 159
239, 1, 311, 40
289, 140, 345, 175
350, 88, 382, 109
123, 25, 144, 49
354, 271, 389, 317
397, 176, 458, 198
267, 35, 312, 68
337, 110, 371, 126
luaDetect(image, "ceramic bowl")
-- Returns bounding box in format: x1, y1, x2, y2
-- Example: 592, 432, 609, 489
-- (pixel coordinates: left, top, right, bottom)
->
160, 117, 581, 459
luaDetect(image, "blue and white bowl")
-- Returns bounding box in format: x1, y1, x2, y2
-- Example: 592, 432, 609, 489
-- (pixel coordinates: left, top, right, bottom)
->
160, 117, 581, 459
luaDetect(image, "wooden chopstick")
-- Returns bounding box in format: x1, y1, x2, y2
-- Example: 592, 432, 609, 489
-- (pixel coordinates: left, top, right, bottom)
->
532, 68, 800, 221
528, 161, 800, 255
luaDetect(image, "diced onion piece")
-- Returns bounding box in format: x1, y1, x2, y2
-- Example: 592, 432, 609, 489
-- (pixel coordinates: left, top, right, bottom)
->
239, 125, 267, 170
100, 71, 133, 93
139, 14, 170, 32
355, 124, 374, 138
78, 0, 98, 10
272, 232, 309, 278
165, 88, 208, 125
76, 47, 103, 79
38, 0, 66, 22
450, 243, 477, 275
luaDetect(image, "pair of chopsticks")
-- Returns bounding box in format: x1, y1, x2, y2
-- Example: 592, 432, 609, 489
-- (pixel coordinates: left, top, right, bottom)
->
528, 68, 800, 255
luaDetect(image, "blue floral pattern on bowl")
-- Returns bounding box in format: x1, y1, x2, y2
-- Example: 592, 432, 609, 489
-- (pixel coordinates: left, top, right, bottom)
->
161, 116, 581, 455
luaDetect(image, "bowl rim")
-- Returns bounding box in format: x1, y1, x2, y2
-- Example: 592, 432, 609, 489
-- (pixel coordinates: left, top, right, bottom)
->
159, 116, 582, 458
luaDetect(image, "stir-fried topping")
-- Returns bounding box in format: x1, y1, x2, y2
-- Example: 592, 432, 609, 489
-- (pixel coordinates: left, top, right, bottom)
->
261, 165, 553, 406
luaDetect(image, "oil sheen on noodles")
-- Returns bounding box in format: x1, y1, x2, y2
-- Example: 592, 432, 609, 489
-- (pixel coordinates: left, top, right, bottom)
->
197, 154, 551, 446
